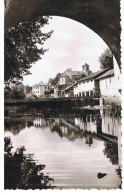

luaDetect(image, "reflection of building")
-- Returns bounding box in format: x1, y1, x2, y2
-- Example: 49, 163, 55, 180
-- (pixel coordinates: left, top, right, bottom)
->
61, 126, 68, 135
101, 115, 121, 137
32, 82, 51, 97
85, 136, 93, 146
33, 118, 50, 127
75, 116, 100, 134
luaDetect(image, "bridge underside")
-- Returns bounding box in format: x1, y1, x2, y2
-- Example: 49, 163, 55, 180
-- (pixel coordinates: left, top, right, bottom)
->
5, 0, 121, 67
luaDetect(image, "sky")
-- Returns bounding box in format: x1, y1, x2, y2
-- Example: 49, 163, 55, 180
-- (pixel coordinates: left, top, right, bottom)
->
23, 16, 108, 86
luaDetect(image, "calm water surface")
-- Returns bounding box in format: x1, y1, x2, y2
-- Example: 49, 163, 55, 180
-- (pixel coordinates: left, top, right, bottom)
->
4, 110, 121, 189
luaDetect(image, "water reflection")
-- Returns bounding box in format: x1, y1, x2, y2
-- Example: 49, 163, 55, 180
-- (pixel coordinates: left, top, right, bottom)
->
5, 119, 27, 135
4, 109, 121, 189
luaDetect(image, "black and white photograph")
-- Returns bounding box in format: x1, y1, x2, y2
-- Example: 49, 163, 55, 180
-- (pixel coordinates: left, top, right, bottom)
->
2, 0, 123, 192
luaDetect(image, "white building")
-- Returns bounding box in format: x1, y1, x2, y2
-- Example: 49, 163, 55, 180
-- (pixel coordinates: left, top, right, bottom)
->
96, 69, 115, 97
74, 69, 108, 97
97, 60, 121, 98
59, 68, 81, 85
32, 82, 51, 97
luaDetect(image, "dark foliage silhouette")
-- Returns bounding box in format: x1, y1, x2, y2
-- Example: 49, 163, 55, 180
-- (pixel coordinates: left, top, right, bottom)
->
4, 137, 55, 189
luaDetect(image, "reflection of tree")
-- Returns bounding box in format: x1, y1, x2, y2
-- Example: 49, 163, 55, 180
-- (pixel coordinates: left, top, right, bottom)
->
116, 167, 122, 189
102, 106, 121, 118
4, 137, 55, 189
27, 120, 33, 128
51, 124, 63, 138
103, 141, 118, 165
85, 136, 93, 146
5, 119, 26, 135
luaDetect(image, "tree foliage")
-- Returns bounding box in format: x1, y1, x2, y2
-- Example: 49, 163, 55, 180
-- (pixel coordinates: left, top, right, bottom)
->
99, 48, 113, 69
4, 137, 55, 189
4, 83, 26, 100
5, 16, 53, 82
25, 85, 32, 94
48, 73, 61, 85
103, 141, 118, 165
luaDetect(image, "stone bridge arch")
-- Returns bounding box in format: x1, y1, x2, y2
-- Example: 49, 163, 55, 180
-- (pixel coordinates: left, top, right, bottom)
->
5, 0, 121, 67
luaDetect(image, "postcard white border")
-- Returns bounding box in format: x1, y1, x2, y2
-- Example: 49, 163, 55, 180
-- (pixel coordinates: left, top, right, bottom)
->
0, 0, 124, 194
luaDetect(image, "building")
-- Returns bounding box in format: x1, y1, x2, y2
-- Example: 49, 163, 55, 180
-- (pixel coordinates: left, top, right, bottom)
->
58, 64, 92, 97
58, 68, 81, 86
96, 60, 121, 99
96, 69, 121, 106
96, 69, 115, 97
32, 82, 51, 97
74, 69, 109, 97
64, 82, 77, 97
82, 63, 92, 76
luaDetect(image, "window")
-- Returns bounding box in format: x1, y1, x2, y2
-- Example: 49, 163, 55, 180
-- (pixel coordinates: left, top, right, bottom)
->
86, 92, 88, 96
108, 124, 110, 133
106, 80, 107, 89
90, 91, 93, 96
110, 78, 111, 83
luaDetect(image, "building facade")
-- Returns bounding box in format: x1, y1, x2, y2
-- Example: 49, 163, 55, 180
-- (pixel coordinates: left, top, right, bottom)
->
32, 82, 51, 97
97, 68, 121, 98
74, 69, 108, 97
58, 68, 81, 86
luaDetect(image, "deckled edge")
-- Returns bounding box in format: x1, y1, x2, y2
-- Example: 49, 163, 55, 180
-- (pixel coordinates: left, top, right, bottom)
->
1, 0, 124, 195
121, 0, 124, 192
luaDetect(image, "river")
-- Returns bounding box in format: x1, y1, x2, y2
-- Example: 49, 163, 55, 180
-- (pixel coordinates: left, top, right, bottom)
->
4, 108, 121, 189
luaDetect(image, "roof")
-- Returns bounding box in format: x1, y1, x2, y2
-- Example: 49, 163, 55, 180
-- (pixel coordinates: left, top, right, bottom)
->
61, 69, 81, 78
64, 82, 78, 91
32, 83, 50, 87
96, 69, 114, 80
78, 68, 110, 83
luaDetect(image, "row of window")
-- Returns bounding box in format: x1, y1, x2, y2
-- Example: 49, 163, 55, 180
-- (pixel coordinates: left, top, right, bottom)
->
33, 91, 40, 94
34, 86, 49, 90
75, 91, 93, 97
33, 89, 48, 94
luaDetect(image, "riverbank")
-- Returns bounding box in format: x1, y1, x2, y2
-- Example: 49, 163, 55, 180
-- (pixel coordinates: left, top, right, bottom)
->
4, 97, 121, 118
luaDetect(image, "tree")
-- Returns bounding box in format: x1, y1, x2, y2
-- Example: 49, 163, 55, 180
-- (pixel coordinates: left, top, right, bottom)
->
99, 48, 113, 70
25, 85, 32, 94
48, 73, 61, 85
10, 88, 26, 99
103, 141, 118, 165
4, 85, 26, 100
5, 16, 53, 82
4, 137, 55, 189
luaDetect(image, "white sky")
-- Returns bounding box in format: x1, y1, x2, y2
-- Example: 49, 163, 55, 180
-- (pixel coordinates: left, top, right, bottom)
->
23, 16, 108, 86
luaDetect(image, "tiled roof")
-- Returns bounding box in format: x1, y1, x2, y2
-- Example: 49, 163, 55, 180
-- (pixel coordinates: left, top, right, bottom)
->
61, 70, 81, 78
64, 82, 78, 91
96, 69, 114, 80
78, 68, 110, 83
32, 83, 50, 87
